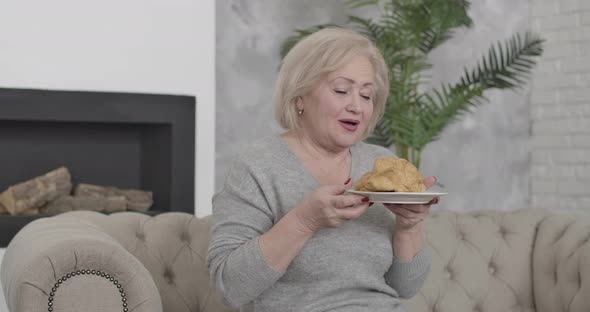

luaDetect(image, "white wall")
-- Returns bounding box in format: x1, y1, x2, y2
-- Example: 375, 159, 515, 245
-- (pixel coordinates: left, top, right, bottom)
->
0, 0, 215, 216
0, 1, 215, 310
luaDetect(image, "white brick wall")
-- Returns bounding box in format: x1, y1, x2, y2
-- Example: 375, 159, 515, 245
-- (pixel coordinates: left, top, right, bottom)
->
531, 0, 590, 212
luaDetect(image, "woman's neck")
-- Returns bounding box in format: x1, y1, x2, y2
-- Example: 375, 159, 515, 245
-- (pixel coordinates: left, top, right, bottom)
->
281, 130, 352, 185
285, 130, 350, 162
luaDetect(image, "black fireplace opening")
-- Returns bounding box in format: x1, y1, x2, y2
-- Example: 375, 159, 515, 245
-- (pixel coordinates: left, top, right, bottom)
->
0, 87, 196, 247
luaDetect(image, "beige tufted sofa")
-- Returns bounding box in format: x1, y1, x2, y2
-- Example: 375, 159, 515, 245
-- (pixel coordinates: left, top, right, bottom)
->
0, 211, 233, 312
1, 208, 589, 312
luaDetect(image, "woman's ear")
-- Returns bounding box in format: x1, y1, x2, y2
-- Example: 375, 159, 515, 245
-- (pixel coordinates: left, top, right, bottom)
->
295, 96, 304, 112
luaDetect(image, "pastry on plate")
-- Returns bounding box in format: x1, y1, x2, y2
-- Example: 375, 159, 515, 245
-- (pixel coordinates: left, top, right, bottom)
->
354, 158, 425, 192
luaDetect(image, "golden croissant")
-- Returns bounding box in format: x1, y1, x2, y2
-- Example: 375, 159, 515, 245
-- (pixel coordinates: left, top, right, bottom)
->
354, 158, 425, 192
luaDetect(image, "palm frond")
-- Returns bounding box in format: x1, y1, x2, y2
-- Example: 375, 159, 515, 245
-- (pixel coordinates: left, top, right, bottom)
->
418, 0, 472, 53
408, 32, 544, 151
428, 0, 472, 28
347, 16, 385, 42
387, 62, 427, 115
419, 28, 454, 53
459, 32, 544, 89
367, 118, 395, 146
414, 84, 486, 149
381, 3, 428, 48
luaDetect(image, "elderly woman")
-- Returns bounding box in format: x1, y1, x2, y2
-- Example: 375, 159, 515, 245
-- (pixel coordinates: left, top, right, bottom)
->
207, 27, 436, 311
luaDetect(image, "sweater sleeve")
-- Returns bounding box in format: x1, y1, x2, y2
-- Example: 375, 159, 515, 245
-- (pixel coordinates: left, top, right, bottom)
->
385, 247, 431, 298
206, 159, 285, 308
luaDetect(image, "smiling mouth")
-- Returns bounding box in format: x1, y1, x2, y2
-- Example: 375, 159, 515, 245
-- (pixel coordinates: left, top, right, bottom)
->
340, 120, 359, 126
339, 120, 360, 131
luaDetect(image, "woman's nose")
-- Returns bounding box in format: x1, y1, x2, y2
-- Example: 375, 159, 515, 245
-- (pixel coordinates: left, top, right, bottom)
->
347, 95, 362, 113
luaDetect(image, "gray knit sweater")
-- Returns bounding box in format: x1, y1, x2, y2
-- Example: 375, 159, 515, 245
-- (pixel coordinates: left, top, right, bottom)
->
207, 135, 430, 312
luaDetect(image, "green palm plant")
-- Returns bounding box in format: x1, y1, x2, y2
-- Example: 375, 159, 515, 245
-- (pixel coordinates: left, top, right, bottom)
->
280, 0, 544, 168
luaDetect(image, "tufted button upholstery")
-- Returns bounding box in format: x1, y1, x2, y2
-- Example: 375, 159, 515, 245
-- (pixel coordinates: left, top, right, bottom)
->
499, 226, 508, 237
4, 208, 590, 312
532, 212, 590, 312
135, 230, 146, 242
162, 267, 175, 285
458, 230, 466, 241
443, 267, 452, 279
180, 230, 191, 244
488, 263, 496, 275
402, 208, 546, 312
53, 211, 235, 312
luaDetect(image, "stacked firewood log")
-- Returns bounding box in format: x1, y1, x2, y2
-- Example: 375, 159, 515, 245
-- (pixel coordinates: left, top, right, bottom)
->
0, 167, 153, 216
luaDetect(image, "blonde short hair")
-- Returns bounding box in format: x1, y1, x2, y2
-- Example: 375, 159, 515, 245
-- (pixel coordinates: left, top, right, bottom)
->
274, 27, 389, 138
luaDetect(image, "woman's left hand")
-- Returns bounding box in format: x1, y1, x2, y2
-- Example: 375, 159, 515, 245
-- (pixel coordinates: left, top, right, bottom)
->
383, 176, 439, 233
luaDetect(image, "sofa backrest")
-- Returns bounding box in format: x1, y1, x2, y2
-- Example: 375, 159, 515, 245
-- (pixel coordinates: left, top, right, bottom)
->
532, 212, 590, 312
402, 208, 546, 312
76, 208, 590, 312
77, 211, 235, 312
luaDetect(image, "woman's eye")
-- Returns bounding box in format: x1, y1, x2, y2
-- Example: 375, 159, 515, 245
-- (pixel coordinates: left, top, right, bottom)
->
335, 90, 348, 94
361, 95, 371, 100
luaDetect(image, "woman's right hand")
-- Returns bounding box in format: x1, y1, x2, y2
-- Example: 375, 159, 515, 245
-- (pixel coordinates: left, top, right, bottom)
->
293, 178, 370, 233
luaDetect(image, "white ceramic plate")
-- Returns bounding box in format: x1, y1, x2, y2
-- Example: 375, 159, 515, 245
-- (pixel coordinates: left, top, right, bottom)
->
345, 190, 447, 204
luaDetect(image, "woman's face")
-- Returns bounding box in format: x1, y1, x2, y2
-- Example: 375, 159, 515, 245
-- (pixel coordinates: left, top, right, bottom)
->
297, 55, 375, 151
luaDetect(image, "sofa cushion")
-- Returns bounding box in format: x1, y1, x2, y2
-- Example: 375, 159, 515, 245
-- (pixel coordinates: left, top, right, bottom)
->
533, 212, 590, 312
403, 208, 546, 312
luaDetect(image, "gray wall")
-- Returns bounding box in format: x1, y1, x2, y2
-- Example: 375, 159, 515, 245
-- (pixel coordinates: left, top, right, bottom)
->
216, 0, 532, 212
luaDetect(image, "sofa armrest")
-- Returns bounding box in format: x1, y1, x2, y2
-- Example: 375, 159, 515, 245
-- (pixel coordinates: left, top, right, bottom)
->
0, 215, 163, 312
533, 212, 590, 312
